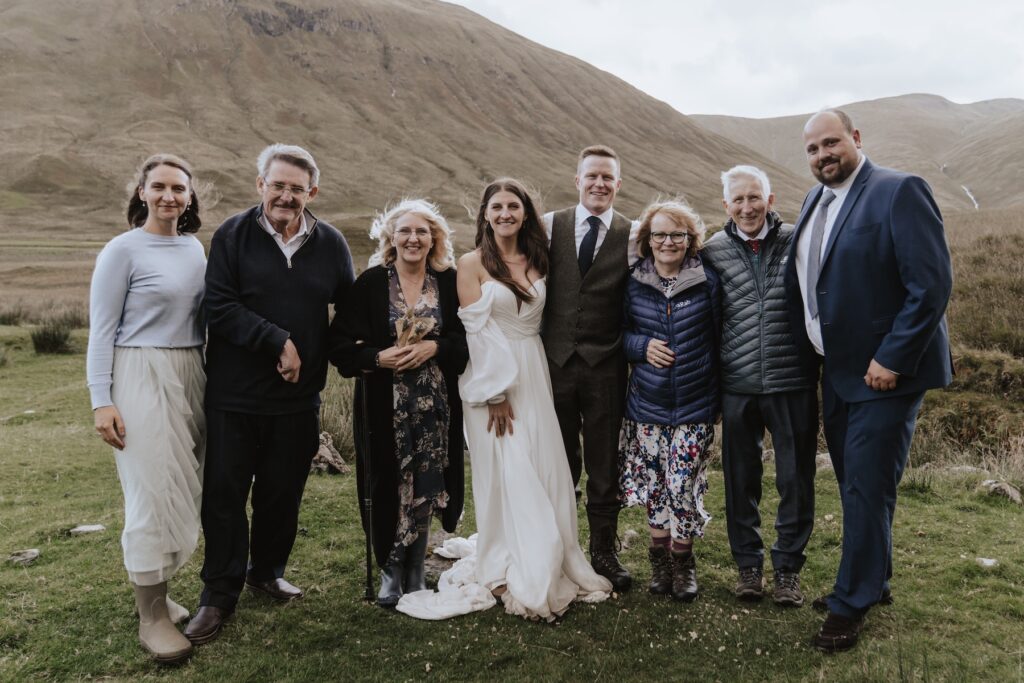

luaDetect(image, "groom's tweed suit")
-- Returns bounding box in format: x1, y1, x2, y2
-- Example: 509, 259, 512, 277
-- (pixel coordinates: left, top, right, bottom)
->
542, 206, 631, 539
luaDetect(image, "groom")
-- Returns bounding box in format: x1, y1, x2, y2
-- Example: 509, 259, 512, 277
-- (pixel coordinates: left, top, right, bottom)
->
542, 145, 638, 592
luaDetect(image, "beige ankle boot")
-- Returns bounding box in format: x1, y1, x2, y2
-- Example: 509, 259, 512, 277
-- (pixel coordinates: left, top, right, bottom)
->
132, 582, 193, 664
133, 596, 190, 624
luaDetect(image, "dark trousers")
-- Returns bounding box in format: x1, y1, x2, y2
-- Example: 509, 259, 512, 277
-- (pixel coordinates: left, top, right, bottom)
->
721, 390, 819, 572
549, 351, 626, 540
199, 408, 320, 610
821, 373, 924, 618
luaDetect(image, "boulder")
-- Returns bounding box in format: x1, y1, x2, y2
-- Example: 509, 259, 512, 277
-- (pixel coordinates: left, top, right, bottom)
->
978, 479, 1023, 505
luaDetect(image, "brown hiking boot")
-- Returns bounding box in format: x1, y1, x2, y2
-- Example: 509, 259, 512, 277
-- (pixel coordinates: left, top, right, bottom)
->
773, 570, 804, 607
647, 546, 673, 595
734, 566, 764, 601
670, 552, 698, 602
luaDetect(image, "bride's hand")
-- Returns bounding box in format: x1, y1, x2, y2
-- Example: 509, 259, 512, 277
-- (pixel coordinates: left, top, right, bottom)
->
487, 400, 515, 437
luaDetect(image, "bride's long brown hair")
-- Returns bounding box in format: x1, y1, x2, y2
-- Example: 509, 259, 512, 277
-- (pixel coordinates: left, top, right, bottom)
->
473, 178, 549, 305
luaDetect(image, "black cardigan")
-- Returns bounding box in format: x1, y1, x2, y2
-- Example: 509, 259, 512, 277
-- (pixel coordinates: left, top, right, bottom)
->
329, 264, 468, 567
204, 205, 355, 413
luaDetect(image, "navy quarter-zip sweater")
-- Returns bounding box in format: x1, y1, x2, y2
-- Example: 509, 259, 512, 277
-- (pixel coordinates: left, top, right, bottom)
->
204, 205, 355, 414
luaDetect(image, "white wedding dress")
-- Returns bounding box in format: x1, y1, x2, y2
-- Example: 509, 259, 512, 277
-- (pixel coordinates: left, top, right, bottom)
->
396, 280, 611, 621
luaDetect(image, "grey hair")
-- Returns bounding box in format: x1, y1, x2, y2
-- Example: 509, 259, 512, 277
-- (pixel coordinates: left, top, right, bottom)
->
367, 198, 456, 271
256, 144, 320, 188
721, 165, 771, 201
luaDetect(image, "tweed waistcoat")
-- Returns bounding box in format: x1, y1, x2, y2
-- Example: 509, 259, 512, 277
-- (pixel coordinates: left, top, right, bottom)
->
542, 207, 631, 367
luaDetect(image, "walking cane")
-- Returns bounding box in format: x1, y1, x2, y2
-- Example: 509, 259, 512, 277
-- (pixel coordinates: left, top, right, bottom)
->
357, 374, 375, 602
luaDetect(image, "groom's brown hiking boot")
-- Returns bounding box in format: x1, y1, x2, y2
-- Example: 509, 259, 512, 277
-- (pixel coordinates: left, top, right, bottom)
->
589, 528, 632, 592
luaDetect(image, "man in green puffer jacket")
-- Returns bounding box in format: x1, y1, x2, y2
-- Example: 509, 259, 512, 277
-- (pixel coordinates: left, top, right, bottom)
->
702, 165, 819, 607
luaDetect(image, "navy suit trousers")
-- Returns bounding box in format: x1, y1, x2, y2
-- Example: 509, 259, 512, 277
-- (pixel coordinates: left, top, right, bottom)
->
821, 372, 924, 618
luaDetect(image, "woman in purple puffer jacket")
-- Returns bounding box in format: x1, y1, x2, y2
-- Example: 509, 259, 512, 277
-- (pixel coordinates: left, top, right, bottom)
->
618, 198, 721, 603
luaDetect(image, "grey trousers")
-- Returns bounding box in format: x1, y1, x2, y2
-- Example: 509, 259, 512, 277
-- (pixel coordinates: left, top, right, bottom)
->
721, 390, 818, 572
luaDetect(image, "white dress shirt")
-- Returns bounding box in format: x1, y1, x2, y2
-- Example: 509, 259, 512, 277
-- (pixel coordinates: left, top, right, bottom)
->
542, 204, 641, 265
736, 221, 770, 242
259, 211, 310, 260
795, 154, 867, 355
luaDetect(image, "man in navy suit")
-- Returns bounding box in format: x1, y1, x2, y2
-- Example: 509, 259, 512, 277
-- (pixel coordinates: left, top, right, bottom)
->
785, 110, 953, 652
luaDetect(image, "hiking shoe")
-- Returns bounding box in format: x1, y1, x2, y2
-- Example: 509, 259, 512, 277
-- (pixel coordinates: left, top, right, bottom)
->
772, 570, 804, 607
734, 566, 764, 601
670, 552, 698, 602
648, 546, 673, 596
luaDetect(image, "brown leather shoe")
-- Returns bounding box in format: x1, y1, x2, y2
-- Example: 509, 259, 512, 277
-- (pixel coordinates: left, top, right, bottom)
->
670, 552, 698, 602
812, 611, 865, 652
184, 606, 231, 645
245, 577, 304, 602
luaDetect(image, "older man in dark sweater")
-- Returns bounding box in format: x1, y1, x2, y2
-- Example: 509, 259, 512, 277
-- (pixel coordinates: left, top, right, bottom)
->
702, 165, 819, 608
185, 145, 355, 644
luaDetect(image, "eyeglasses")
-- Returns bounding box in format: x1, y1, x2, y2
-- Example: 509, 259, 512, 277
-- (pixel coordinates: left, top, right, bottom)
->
395, 227, 431, 238
264, 181, 310, 197
650, 231, 691, 244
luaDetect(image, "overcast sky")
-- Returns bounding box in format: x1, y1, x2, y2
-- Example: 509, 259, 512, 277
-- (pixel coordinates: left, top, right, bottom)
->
447, 0, 1024, 118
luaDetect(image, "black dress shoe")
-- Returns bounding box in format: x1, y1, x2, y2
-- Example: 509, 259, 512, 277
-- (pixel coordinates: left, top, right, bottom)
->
812, 611, 865, 653
812, 588, 892, 612
245, 577, 304, 602
184, 606, 232, 645
670, 552, 698, 602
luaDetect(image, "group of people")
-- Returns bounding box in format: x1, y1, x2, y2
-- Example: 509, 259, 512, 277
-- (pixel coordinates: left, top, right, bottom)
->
86, 108, 953, 664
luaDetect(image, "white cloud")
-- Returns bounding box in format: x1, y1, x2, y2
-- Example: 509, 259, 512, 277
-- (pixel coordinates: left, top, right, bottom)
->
446, 0, 1024, 117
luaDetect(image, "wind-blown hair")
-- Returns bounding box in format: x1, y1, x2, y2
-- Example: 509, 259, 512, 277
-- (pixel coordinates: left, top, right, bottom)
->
367, 198, 455, 271
126, 153, 201, 234
721, 164, 772, 201
256, 143, 320, 188
473, 178, 549, 305
635, 198, 706, 261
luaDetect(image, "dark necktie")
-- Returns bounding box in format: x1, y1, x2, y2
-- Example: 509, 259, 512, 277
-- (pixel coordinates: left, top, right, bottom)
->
747, 239, 762, 255
806, 189, 836, 318
578, 215, 601, 277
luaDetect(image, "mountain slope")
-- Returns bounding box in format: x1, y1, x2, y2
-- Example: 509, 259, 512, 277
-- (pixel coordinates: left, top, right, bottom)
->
693, 94, 1024, 211
0, 0, 809, 245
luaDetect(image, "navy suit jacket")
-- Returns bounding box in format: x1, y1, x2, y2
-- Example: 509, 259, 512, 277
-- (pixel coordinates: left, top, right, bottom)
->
784, 159, 953, 403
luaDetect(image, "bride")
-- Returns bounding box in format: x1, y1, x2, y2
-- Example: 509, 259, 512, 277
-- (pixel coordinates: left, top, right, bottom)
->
452, 178, 612, 620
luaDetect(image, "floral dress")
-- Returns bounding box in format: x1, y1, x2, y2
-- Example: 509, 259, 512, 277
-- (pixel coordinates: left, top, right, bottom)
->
618, 272, 714, 541
388, 267, 449, 561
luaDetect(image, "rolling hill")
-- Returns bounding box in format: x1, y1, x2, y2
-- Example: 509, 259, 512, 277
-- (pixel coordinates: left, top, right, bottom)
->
693, 94, 1024, 211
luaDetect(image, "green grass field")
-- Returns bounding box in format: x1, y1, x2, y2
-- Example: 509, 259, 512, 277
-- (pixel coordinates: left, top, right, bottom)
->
2, 328, 1023, 682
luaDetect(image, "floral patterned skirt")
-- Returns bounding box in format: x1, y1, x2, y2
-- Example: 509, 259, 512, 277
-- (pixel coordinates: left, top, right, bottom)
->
391, 360, 449, 562
618, 420, 714, 541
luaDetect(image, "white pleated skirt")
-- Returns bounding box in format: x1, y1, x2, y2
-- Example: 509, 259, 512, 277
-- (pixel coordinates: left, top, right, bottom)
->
110, 346, 205, 586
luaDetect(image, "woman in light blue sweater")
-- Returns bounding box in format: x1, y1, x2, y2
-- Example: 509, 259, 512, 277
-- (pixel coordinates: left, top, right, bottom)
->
86, 154, 206, 665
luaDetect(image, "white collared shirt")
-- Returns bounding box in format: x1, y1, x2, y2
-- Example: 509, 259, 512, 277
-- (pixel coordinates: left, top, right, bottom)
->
259, 211, 310, 260
795, 154, 867, 355
736, 221, 770, 242
543, 203, 641, 265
